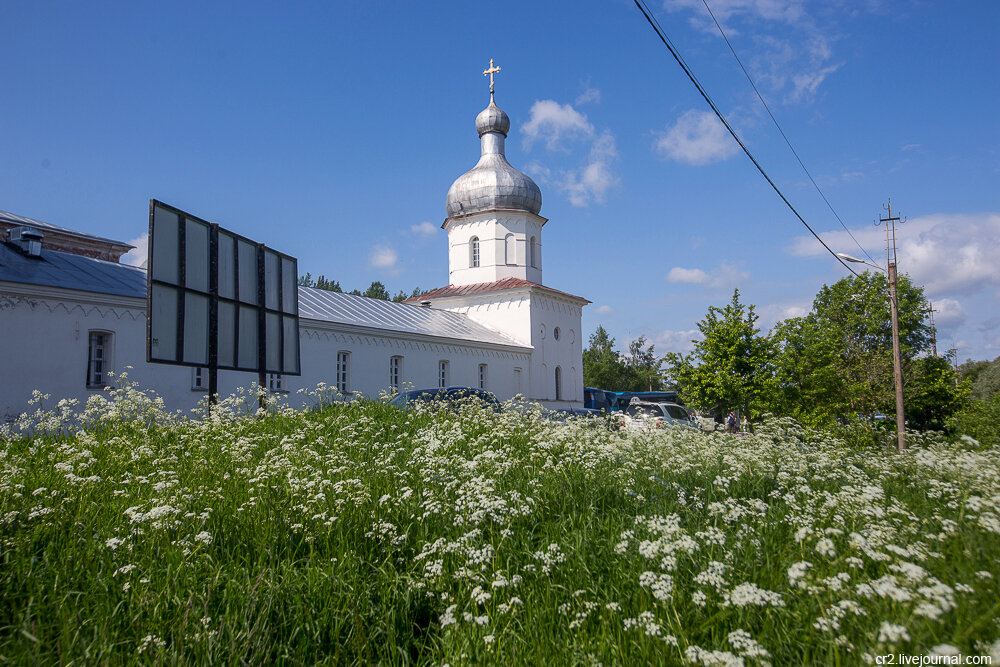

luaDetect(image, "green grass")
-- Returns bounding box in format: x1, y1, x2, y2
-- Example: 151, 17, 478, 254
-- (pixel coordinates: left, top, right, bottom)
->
1, 382, 998, 665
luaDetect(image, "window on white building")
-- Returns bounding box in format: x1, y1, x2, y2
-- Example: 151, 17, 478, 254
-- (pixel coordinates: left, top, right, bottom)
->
268, 373, 285, 393
514, 367, 522, 395
553, 327, 561, 341
336, 351, 350, 394
554, 366, 562, 401
505, 233, 515, 265
192, 367, 206, 391
479, 363, 488, 389
470, 237, 480, 268
529, 236, 537, 268
390, 356, 402, 391
86, 331, 111, 388
439, 360, 450, 388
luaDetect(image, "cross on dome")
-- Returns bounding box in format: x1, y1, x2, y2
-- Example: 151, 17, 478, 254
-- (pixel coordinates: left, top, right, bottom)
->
483, 58, 501, 95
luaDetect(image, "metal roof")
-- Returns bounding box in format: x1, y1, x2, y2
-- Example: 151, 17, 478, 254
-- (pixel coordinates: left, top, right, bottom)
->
407, 277, 589, 304
0, 244, 529, 350
298, 287, 529, 349
0, 210, 132, 248
0, 241, 146, 298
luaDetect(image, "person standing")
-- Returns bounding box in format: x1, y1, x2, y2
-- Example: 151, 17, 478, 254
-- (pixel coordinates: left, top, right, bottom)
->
726, 411, 736, 434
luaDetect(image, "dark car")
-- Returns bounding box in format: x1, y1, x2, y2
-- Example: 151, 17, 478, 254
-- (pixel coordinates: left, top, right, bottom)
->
389, 386, 502, 412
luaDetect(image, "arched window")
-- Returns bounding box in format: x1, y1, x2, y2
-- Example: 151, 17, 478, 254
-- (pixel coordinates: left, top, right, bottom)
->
505, 234, 516, 265
529, 236, 537, 268
554, 366, 562, 401
470, 237, 480, 268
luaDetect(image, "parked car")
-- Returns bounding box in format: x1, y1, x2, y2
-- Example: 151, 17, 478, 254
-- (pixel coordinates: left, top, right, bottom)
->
389, 386, 502, 412
620, 400, 699, 431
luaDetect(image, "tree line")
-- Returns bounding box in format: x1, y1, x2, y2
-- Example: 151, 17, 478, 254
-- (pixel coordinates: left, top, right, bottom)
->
298, 273, 423, 303
585, 271, 978, 433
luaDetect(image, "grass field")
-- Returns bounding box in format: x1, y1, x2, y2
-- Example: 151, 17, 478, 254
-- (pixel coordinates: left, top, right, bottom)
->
1, 380, 999, 665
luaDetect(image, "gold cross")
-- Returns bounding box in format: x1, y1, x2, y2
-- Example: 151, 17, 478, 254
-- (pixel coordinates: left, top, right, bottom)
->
483, 58, 501, 94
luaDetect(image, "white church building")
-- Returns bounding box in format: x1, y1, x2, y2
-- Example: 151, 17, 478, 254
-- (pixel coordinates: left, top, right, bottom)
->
0, 89, 588, 420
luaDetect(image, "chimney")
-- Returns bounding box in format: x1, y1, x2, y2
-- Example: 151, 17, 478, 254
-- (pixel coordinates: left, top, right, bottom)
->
7, 227, 44, 258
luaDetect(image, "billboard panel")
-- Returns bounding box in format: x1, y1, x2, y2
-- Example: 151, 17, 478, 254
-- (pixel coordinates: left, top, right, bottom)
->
146, 199, 300, 377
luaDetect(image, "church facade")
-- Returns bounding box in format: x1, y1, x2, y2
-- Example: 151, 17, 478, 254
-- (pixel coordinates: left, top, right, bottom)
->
0, 89, 587, 420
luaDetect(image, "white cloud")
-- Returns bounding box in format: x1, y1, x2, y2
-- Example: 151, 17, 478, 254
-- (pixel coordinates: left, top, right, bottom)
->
369, 245, 398, 272
931, 298, 966, 328
593, 304, 614, 314
410, 221, 437, 238
667, 267, 709, 284
664, 0, 843, 104
521, 100, 594, 151
652, 329, 701, 354
523, 100, 619, 207
654, 110, 739, 166
757, 300, 811, 329
559, 131, 619, 206
789, 212, 1000, 298
666, 262, 750, 289
121, 232, 148, 268
575, 87, 601, 106
665, 0, 806, 32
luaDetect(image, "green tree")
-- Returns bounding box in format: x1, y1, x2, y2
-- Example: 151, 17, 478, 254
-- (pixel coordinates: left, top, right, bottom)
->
624, 336, 663, 392
667, 289, 776, 420
362, 281, 390, 300
582, 326, 629, 390
770, 270, 969, 429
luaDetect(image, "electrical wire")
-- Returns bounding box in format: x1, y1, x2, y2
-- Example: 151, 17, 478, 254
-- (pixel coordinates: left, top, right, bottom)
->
633, 0, 860, 277
699, 0, 878, 266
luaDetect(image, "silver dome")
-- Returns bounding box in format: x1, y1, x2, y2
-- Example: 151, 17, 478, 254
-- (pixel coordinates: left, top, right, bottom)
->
446, 96, 542, 218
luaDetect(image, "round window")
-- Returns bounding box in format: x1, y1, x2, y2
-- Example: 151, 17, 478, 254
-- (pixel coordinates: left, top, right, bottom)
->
539, 324, 546, 339
553, 327, 561, 341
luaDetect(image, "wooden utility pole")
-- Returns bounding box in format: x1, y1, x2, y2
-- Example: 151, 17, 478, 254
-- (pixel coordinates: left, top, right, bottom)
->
926, 303, 938, 357
880, 201, 906, 453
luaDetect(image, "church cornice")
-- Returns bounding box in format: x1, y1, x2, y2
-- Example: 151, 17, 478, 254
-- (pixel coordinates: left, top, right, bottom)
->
442, 209, 547, 230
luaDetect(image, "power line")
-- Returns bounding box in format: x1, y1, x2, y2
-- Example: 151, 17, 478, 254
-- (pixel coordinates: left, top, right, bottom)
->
699, 0, 879, 266
632, 0, 860, 277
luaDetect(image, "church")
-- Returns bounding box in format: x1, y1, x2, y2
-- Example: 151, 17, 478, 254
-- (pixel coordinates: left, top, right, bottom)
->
0, 82, 588, 420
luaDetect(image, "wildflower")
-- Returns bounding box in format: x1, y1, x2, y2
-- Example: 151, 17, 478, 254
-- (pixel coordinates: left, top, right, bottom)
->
877, 622, 910, 644
194, 531, 213, 545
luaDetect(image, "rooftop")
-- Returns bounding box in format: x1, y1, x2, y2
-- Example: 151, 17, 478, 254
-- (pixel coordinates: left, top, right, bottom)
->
407, 277, 589, 304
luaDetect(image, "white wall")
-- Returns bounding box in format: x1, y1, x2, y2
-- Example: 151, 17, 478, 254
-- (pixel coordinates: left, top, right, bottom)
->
445, 211, 544, 286
430, 287, 585, 409
0, 284, 533, 421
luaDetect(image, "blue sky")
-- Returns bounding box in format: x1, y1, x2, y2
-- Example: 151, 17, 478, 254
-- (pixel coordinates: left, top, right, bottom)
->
3, 0, 998, 362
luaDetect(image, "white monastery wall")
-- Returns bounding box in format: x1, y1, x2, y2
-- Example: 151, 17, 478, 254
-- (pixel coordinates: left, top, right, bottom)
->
0, 284, 533, 421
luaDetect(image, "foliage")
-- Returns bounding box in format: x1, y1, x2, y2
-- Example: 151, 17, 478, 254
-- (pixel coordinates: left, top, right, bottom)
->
2, 383, 998, 664
948, 391, 1000, 448
298, 274, 423, 302
959, 355, 1000, 403
297, 272, 342, 292
582, 328, 662, 392
666, 289, 776, 419
771, 271, 964, 430
624, 336, 663, 392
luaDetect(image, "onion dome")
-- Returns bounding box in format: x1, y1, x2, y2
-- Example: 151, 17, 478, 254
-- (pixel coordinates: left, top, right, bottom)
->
446, 94, 542, 218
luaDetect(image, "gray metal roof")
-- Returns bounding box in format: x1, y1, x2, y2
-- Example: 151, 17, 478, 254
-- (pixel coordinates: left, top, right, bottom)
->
298, 286, 529, 349
0, 242, 146, 298
0, 210, 132, 247
0, 243, 529, 350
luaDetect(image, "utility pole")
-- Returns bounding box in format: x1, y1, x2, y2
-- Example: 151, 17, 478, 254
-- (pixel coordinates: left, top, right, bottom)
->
926, 303, 938, 357
879, 200, 906, 453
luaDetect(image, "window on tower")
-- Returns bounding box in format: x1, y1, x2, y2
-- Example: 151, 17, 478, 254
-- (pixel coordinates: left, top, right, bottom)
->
505, 234, 515, 265
529, 236, 537, 268
470, 237, 480, 268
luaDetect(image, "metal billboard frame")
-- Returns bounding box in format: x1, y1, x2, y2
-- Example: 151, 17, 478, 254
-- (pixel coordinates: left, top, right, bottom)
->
146, 199, 301, 402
